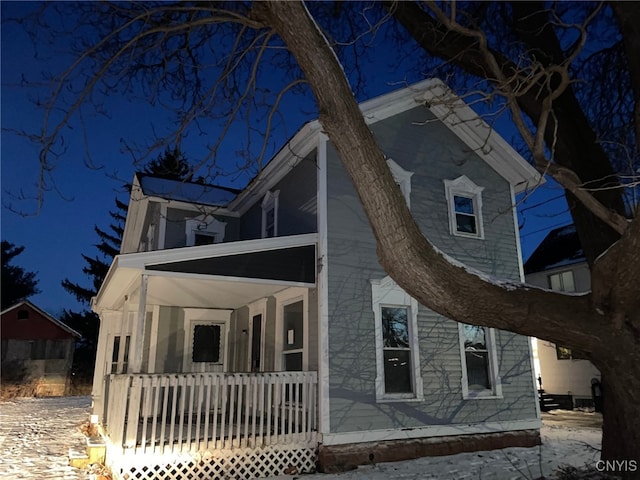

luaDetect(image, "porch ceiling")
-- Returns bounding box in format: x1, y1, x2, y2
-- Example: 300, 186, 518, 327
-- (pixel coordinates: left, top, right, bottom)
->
145, 275, 291, 309
92, 233, 317, 312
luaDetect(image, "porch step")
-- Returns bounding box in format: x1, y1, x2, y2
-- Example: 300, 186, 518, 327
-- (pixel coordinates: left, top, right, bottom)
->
69, 436, 106, 469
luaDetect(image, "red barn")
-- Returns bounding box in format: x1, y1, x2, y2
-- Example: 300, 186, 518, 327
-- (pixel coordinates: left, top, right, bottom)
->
1, 301, 81, 396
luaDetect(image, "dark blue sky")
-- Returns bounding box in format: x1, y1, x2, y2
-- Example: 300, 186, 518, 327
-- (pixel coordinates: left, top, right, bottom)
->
1, 2, 571, 317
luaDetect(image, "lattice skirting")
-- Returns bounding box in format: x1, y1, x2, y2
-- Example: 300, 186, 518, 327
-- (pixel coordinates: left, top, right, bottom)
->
107, 445, 317, 480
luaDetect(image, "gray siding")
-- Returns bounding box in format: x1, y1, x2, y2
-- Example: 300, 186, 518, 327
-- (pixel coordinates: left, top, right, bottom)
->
240, 151, 317, 240
164, 208, 239, 249
229, 307, 249, 372
154, 306, 185, 373
325, 105, 536, 433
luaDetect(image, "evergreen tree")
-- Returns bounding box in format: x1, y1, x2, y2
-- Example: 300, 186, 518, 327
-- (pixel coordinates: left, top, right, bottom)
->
1, 241, 40, 310
60, 149, 193, 381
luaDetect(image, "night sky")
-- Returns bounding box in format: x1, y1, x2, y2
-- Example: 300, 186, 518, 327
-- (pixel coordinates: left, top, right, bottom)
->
1, 3, 571, 317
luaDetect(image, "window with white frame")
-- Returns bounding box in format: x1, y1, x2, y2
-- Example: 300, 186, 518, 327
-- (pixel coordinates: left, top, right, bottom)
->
458, 323, 502, 398
371, 276, 423, 402
274, 287, 308, 372
548, 270, 576, 292
185, 216, 226, 246
444, 176, 484, 239
387, 159, 413, 206
261, 190, 279, 238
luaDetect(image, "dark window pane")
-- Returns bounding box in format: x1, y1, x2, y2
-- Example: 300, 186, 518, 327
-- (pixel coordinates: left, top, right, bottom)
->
251, 314, 262, 371
283, 301, 303, 351
265, 208, 275, 237
193, 325, 221, 363
556, 345, 572, 360
284, 352, 303, 371
454, 195, 474, 214
382, 307, 409, 348
456, 214, 477, 234
383, 350, 412, 393
463, 325, 486, 350
195, 233, 215, 246
465, 351, 490, 390
30, 340, 46, 360
17, 309, 29, 320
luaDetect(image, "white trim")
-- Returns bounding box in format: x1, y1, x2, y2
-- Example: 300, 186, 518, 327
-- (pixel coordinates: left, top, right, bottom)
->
147, 305, 160, 374
131, 274, 148, 373
146, 197, 239, 217
158, 203, 167, 250
143, 269, 315, 288
229, 123, 321, 215
185, 216, 227, 246
182, 308, 232, 372
444, 175, 485, 240
317, 133, 332, 435
117, 233, 318, 269
458, 323, 503, 399
261, 190, 280, 238
386, 158, 414, 207
321, 419, 541, 446
510, 184, 526, 284
371, 276, 423, 402
227, 79, 538, 220
247, 298, 268, 372
274, 287, 309, 371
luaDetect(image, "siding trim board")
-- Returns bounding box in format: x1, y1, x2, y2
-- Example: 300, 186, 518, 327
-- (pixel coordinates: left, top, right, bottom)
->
320, 419, 541, 446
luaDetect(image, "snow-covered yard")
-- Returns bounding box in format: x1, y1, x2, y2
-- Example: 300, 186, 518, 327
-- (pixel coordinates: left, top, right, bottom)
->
0, 396, 603, 479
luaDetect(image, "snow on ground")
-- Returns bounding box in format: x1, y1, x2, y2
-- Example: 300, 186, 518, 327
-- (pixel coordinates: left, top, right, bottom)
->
0, 396, 602, 480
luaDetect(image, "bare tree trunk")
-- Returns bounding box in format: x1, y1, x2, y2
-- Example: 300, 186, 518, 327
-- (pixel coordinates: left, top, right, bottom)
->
257, 1, 640, 475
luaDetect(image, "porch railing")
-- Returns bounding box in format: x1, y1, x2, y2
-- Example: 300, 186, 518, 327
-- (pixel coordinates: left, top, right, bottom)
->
104, 372, 317, 455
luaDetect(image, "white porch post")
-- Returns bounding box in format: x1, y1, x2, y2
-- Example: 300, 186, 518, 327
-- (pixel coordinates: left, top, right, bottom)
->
131, 274, 148, 373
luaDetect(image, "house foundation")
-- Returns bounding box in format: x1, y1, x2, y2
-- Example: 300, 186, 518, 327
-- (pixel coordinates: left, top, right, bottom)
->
317, 429, 541, 473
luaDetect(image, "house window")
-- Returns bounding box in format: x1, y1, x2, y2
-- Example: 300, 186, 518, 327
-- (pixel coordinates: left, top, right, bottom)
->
192, 324, 221, 363
48, 340, 66, 359
381, 306, 412, 393
30, 340, 47, 360
274, 287, 308, 371
459, 324, 502, 398
282, 301, 304, 371
248, 298, 267, 372
555, 344, 587, 361
261, 190, 280, 238
387, 159, 413, 206
548, 270, 576, 292
371, 276, 423, 402
17, 309, 29, 320
444, 176, 485, 239
185, 216, 226, 246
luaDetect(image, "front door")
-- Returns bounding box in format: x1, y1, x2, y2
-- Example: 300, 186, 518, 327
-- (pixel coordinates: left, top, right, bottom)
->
183, 309, 231, 373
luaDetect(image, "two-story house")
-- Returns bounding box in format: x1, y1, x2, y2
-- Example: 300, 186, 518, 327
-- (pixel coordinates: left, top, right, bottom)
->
90, 79, 542, 480
525, 224, 601, 410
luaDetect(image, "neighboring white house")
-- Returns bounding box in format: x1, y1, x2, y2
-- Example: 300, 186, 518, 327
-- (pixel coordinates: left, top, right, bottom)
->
90, 79, 543, 480
524, 224, 601, 409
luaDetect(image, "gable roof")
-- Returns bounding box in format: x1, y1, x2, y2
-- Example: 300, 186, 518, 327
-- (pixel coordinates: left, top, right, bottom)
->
0, 300, 82, 338
230, 78, 542, 213
524, 224, 585, 274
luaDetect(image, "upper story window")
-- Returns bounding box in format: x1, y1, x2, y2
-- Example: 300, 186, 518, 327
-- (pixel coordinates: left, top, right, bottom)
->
458, 323, 502, 399
17, 309, 29, 320
185, 216, 226, 246
548, 270, 575, 292
371, 276, 423, 402
444, 176, 485, 239
387, 159, 413, 206
261, 190, 280, 238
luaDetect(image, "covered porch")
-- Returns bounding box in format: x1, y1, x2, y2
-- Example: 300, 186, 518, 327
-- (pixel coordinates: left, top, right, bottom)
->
91, 234, 320, 478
